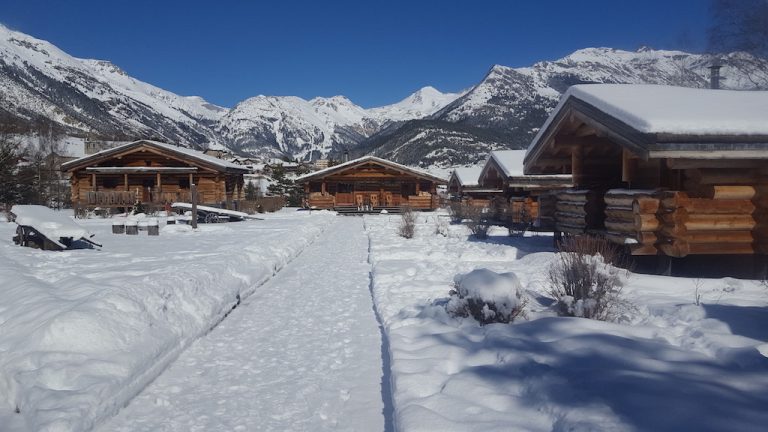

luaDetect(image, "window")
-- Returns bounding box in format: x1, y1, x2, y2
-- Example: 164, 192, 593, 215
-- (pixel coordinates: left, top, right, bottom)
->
178, 178, 190, 189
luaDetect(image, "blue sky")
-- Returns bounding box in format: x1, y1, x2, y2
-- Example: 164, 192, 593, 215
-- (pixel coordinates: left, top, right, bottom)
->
0, 0, 711, 108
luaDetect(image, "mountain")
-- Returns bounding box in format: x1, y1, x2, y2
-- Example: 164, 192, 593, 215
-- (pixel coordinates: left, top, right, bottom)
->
3, 23, 768, 167
216, 88, 461, 160
0, 22, 461, 158
370, 47, 768, 168
0, 24, 227, 145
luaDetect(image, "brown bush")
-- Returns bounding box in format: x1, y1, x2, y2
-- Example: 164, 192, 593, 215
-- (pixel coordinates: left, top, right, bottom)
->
547, 235, 629, 321
463, 205, 491, 239
398, 206, 416, 238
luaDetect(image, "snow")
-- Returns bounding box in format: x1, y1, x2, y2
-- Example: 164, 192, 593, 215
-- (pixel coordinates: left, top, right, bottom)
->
98, 217, 385, 432
450, 166, 483, 187
488, 149, 527, 177
567, 84, 768, 136
2, 208, 768, 432
369, 86, 463, 121
10, 205, 91, 247
364, 212, 768, 431
169, 202, 252, 219
0, 210, 335, 432
63, 140, 247, 172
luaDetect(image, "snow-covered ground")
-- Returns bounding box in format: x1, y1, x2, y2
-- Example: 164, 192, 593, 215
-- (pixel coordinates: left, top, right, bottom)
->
0, 209, 335, 432
2, 209, 768, 432
98, 217, 386, 432
365, 212, 768, 432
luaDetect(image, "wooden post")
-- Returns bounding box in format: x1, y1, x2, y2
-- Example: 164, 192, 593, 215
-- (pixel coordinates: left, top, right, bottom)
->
124, 174, 128, 191
191, 183, 198, 229
571, 145, 583, 187
622, 148, 636, 185
91, 173, 96, 191
321, 182, 326, 194
157, 173, 162, 193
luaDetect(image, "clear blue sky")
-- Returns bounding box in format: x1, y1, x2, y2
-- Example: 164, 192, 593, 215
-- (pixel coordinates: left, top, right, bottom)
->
0, 0, 711, 108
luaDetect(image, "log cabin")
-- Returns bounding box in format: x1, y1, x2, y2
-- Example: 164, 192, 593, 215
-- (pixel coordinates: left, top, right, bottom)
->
523, 84, 768, 259
447, 166, 496, 201
477, 150, 572, 228
296, 156, 446, 211
62, 140, 248, 211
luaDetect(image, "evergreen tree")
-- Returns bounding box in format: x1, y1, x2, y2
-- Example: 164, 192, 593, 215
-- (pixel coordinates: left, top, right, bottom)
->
267, 164, 303, 206
244, 181, 258, 200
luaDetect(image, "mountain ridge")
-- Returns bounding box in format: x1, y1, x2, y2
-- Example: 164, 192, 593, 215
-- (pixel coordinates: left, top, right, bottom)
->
2, 23, 767, 168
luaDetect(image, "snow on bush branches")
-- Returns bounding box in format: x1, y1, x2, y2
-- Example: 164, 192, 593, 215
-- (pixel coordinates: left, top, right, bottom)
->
447, 269, 526, 325
548, 235, 629, 321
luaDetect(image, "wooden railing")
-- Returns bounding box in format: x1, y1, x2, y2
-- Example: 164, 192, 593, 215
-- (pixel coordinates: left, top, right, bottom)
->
82, 190, 193, 206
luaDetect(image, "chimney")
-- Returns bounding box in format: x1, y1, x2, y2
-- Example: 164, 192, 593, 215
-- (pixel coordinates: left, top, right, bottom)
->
708, 62, 722, 89
343, 150, 349, 163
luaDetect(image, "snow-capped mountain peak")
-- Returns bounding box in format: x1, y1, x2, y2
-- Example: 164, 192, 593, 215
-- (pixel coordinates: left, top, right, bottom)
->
369, 86, 462, 121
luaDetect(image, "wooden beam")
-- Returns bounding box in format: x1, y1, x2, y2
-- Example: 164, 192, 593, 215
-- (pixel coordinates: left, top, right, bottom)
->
666, 158, 768, 170
622, 148, 637, 184
571, 145, 583, 187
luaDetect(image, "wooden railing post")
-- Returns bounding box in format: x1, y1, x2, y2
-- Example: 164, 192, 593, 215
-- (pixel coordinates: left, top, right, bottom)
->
191, 183, 198, 229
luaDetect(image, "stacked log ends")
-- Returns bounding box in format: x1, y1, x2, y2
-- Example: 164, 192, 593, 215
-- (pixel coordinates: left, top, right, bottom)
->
603, 189, 661, 255
658, 190, 756, 258
555, 190, 605, 235
537, 193, 557, 230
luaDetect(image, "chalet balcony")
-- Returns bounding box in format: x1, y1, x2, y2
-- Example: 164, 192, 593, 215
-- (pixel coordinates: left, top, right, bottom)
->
80, 190, 195, 207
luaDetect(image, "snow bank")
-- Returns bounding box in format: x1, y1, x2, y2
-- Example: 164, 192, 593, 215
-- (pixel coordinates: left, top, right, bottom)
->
0, 211, 334, 432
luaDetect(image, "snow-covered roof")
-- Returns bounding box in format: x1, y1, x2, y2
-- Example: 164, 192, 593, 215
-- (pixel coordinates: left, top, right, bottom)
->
450, 166, 483, 187
525, 84, 768, 172
10, 205, 91, 248
565, 84, 768, 136
61, 140, 247, 172
488, 150, 527, 177
296, 155, 447, 183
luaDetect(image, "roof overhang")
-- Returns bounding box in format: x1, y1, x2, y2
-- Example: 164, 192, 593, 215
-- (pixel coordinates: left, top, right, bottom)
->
524, 94, 768, 175
62, 140, 249, 174
296, 156, 447, 184
85, 167, 199, 174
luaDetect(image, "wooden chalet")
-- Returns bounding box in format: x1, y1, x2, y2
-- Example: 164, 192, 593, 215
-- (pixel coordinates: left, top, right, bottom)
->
62, 140, 248, 211
475, 150, 572, 228
447, 166, 498, 200
296, 156, 447, 211
524, 84, 768, 259
479, 150, 573, 196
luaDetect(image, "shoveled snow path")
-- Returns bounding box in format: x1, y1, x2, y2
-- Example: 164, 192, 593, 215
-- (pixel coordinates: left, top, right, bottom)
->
99, 217, 385, 431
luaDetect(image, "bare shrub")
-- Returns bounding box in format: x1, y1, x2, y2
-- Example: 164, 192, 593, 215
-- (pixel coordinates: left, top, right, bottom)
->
547, 235, 629, 321
447, 269, 527, 325
464, 205, 491, 239
398, 206, 416, 238
447, 201, 465, 223
434, 216, 449, 237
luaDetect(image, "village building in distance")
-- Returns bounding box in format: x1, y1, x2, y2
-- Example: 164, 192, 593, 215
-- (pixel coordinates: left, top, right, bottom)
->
296, 155, 446, 212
